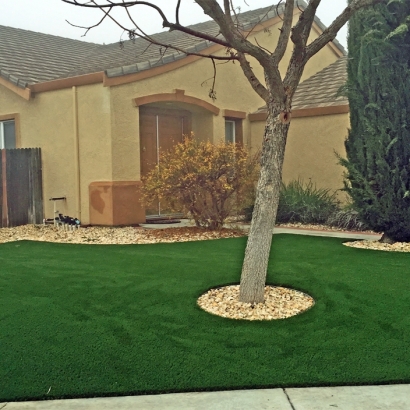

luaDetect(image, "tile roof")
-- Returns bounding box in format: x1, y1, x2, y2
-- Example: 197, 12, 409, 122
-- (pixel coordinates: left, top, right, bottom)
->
0, 26, 104, 87
253, 56, 348, 113
0, 1, 345, 89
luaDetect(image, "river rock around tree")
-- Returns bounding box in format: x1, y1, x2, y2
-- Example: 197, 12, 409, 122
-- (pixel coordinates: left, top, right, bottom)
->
197, 285, 314, 321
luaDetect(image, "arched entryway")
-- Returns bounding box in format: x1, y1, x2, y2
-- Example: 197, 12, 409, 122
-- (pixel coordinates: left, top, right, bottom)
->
135, 90, 220, 217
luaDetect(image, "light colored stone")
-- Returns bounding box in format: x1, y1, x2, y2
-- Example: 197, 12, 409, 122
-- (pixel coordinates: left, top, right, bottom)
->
344, 240, 410, 252
197, 285, 314, 321
0, 225, 245, 245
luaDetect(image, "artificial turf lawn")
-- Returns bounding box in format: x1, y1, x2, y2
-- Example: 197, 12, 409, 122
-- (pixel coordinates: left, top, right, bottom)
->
1, 235, 410, 401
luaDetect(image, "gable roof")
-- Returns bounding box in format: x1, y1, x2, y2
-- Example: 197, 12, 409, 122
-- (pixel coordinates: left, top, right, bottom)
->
0, 1, 345, 91
252, 56, 348, 116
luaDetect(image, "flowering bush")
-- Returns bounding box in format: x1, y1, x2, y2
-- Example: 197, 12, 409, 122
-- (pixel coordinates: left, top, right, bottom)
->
143, 134, 259, 229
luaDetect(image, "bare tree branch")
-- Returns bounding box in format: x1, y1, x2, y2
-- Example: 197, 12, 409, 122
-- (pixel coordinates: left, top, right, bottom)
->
291, 0, 321, 50
223, 0, 231, 16
65, 6, 112, 37
243, 3, 276, 40
175, 0, 181, 25
305, 0, 386, 60
195, 0, 272, 67
62, 0, 233, 47
65, 0, 239, 62
272, 0, 294, 63
237, 52, 269, 101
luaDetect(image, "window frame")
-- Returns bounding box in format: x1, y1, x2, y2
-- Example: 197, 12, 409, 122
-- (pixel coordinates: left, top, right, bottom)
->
0, 114, 20, 149
225, 119, 236, 144
224, 117, 243, 146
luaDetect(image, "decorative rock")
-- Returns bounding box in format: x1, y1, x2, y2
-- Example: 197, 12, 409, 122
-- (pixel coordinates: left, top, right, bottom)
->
0, 225, 245, 245
344, 240, 410, 252
197, 285, 315, 321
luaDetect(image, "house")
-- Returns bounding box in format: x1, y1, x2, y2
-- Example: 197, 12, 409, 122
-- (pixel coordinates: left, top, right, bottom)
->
0, 3, 345, 226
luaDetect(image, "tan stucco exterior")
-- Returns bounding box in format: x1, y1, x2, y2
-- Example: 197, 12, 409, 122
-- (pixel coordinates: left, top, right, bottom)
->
250, 111, 350, 194
0, 12, 343, 225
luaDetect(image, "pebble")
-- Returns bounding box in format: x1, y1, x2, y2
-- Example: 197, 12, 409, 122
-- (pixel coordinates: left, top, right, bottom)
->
0, 224, 246, 245
344, 240, 410, 253
197, 285, 315, 321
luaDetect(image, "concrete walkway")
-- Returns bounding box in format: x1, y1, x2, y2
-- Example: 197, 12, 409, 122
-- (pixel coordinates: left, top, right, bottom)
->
272, 226, 381, 240
141, 218, 382, 241
2, 385, 410, 409
3, 224, 399, 410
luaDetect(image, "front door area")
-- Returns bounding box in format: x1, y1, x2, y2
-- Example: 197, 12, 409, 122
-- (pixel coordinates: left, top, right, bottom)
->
140, 106, 192, 216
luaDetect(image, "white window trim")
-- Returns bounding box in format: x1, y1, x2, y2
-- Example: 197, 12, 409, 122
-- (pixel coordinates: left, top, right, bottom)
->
225, 120, 236, 144
0, 120, 15, 149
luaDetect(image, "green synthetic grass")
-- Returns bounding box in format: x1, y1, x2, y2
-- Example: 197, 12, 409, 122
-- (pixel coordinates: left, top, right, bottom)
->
1, 235, 410, 401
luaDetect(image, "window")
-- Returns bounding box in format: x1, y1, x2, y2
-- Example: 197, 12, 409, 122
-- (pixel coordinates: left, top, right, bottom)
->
0, 120, 16, 149
225, 118, 243, 145
225, 120, 236, 143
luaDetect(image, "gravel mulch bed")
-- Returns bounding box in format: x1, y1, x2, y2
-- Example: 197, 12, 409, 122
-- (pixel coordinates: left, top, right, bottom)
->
344, 240, 410, 253
197, 285, 315, 320
0, 224, 245, 245
275, 222, 377, 234
1, 224, 407, 254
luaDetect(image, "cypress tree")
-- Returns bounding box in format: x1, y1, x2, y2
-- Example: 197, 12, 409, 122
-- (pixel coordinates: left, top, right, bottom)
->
341, 0, 410, 242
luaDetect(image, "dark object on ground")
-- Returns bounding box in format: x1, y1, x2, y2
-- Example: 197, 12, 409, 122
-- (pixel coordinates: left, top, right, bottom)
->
145, 218, 181, 224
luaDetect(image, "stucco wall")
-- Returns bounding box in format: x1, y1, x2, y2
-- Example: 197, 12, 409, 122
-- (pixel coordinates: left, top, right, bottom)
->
250, 113, 349, 193
76, 84, 113, 222
0, 83, 112, 224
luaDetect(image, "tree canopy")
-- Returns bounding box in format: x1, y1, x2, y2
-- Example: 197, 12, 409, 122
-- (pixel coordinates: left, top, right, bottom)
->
341, 0, 410, 242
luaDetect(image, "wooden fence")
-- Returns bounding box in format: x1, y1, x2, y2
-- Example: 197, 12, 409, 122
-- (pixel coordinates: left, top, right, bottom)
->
0, 148, 43, 228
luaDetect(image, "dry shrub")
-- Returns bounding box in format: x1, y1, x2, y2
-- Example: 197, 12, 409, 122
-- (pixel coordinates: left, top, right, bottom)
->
143, 135, 259, 230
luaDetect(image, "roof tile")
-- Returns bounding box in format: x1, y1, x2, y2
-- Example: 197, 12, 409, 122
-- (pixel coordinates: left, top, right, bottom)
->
0, 1, 345, 88
254, 57, 348, 113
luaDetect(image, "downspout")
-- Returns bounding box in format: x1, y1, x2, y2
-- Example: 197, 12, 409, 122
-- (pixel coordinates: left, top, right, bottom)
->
72, 86, 81, 221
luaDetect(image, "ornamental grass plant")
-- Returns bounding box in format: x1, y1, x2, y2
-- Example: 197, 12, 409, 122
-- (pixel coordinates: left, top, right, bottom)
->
326, 204, 369, 231
276, 179, 339, 224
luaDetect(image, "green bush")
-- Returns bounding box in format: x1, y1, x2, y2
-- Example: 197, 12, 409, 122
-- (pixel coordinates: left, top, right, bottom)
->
276, 179, 339, 224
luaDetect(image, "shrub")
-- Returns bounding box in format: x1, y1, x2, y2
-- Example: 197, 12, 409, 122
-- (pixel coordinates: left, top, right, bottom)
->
276, 179, 339, 224
142, 135, 259, 230
341, 1, 410, 242
327, 206, 369, 231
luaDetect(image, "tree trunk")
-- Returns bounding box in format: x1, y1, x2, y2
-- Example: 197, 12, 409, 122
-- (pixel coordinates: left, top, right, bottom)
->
239, 107, 290, 303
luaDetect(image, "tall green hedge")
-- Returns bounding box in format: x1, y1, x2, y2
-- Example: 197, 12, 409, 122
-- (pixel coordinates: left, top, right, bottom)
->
341, 0, 410, 242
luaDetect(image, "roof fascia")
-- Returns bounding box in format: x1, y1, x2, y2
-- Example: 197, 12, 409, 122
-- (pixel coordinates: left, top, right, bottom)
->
249, 104, 349, 121
29, 72, 104, 93
0, 76, 31, 100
